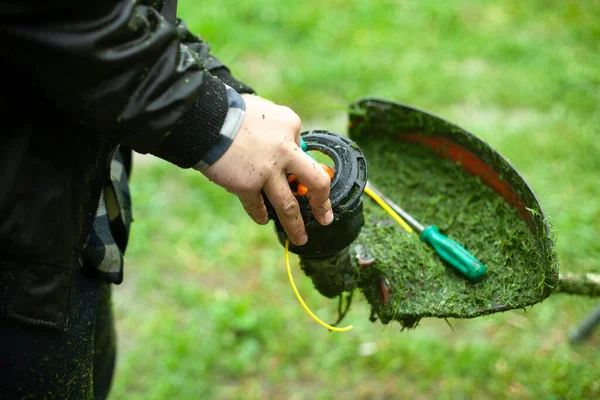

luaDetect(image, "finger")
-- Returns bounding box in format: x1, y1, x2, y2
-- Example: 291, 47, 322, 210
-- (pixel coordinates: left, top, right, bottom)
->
263, 174, 308, 246
238, 192, 269, 225
286, 152, 334, 226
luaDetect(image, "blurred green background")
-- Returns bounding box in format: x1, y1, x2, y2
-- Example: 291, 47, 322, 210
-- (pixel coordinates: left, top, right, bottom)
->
110, 1, 599, 399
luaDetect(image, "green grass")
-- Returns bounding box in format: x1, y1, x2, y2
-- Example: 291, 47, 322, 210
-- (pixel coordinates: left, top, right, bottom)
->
109, 1, 599, 398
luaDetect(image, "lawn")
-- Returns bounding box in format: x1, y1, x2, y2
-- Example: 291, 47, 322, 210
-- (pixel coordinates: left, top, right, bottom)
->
109, 1, 599, 399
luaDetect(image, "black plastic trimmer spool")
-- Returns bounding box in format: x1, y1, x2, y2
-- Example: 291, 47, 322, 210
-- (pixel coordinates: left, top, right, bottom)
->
266, 130, 368, 299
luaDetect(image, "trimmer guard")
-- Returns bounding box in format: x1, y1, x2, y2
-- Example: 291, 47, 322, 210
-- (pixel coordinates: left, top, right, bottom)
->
348, 98, 558, 326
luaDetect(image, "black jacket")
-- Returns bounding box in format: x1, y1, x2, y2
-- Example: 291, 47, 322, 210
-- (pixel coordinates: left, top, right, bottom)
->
0, 0, 253, 329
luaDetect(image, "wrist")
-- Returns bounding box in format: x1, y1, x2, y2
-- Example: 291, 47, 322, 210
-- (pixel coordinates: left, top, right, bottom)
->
193, 84, 246, 171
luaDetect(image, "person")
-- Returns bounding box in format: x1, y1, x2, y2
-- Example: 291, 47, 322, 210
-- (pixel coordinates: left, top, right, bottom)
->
0, 1, 333, 398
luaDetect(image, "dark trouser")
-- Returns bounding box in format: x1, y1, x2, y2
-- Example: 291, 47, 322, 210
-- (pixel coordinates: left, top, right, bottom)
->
0, 268, 116, 400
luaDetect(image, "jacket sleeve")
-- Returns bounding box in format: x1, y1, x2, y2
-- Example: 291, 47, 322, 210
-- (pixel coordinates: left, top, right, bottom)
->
174, 18, 255, 95
0, 0, 237, 168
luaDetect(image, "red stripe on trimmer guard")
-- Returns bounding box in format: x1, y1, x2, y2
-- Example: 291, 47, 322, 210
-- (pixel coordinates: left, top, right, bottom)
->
399, 135, 532, 228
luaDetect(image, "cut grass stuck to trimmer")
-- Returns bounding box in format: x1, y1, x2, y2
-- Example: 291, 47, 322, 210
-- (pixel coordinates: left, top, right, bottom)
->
348, 99, 558, 328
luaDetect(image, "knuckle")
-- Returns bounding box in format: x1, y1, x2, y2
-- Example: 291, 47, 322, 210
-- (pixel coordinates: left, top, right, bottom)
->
306, 172, 330, 198
281, 106, 301, 129
278, 139, 293, 154
240, 198, 268, 224
291, 225, 305, 238
308, 196, 330, 213
316, 198, 331, 212
237, 180, 260, 194
314, 168, 331, 190
253, 211, 268, 224
240, 197, 258, 210
280, 200, 299, 218
235, 184, 251, 195
289, 113, 301, 130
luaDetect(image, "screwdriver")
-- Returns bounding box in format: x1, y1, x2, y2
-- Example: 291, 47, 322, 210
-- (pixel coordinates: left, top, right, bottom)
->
365, 182, 487, 282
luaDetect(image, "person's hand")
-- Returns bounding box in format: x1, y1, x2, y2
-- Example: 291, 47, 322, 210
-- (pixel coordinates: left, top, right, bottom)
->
201, 94, 334, 246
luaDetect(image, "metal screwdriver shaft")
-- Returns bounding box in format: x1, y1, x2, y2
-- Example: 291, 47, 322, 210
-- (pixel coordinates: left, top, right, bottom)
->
366, 182, 488, 282
366, 183, 424, 233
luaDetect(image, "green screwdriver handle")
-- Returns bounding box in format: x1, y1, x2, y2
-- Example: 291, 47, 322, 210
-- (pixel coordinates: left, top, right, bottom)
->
420, 225, 487, 281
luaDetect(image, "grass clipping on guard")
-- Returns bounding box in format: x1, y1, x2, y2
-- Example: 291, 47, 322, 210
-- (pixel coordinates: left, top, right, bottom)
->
354, 138, 556, 328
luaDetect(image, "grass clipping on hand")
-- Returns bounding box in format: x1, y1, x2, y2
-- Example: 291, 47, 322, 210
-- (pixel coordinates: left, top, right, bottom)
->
355, 138, 554, 329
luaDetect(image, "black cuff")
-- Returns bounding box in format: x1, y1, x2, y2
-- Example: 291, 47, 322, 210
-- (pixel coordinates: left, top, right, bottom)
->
210, 67, 256, 95
153, 74, 229, 168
